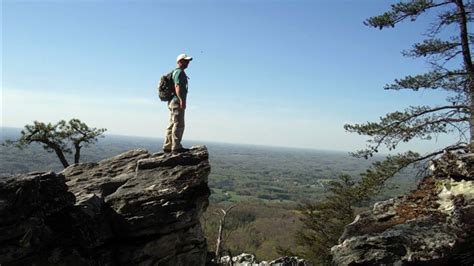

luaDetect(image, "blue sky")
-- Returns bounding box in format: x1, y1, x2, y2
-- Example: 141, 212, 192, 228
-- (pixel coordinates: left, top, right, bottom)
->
2, 0, 460, 153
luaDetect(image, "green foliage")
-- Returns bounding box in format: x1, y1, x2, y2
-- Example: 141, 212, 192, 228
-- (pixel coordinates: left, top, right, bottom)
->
3, 119, 106, 167
347, 0, 473, 160
201, 202, 303, 261
403, 39, 461, 58
344, 105, 467, 159
207, 145, 383, 203
365, 1, 446, 29
296, 175, 357, 265
4, 120, 69, 152
355, 151, 420, 201
296, 152, 421, 265
67, 118, 106, 149
385, 70, 468, 93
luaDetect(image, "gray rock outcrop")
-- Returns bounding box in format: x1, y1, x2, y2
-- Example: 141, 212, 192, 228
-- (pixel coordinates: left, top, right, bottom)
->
0, 146, 211, 265
331, 152, 474, 265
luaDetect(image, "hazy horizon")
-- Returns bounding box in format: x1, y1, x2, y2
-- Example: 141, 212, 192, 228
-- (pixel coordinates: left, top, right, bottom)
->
2, 1, 459, 155
0, 126, 359, 155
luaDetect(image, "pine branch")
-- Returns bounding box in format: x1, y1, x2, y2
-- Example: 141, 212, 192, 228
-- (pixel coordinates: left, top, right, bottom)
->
402, 39, 460, 58
345, 105, 469, 157
413, 142, 468, 162
355, 151, 420, 199
384, 70, 467, 91
365, 1, 452, 29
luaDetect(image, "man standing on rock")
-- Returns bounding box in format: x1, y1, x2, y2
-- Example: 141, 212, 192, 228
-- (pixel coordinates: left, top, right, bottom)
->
163, 53, 192, 153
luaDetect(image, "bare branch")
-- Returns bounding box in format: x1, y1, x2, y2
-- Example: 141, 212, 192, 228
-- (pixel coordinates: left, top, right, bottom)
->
413, 142, 468, 163
215, 204, 238, 261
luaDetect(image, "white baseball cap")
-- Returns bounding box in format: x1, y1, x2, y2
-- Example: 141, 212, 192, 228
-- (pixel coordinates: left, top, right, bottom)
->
176, 53, 193, 62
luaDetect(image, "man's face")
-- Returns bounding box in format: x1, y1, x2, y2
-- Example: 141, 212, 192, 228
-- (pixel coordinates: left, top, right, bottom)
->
179, 60, 190, 69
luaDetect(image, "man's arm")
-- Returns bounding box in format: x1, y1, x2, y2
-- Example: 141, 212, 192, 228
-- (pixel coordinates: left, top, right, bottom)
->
175, 84, 186, 110
173, 69, 186, 110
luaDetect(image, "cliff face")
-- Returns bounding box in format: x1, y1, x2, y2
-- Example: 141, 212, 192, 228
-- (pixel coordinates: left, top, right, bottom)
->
331, 152, 474, 265
0, 146, 211, 265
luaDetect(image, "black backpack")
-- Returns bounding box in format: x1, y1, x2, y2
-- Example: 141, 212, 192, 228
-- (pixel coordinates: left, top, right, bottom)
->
157, 70, 176, 102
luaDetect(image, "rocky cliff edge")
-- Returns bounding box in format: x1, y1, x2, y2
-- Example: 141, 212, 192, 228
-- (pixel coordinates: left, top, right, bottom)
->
0, 146, 211, 265
331, 152, 474, 265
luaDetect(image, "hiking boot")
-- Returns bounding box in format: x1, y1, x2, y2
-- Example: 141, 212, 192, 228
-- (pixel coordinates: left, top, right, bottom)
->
163, 149, 172, 153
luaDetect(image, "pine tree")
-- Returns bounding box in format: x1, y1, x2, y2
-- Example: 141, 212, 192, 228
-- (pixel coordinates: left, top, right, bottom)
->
345, 0, 474, 162
4, 119, 106, 168
298, 1, 473, 264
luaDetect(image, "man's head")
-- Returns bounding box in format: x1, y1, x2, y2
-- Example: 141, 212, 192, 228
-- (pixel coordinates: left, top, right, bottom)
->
176, 53, 193, 69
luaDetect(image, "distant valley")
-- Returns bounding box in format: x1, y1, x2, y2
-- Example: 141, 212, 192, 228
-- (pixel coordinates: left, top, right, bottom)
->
0, 127, 420, 203
0, 127, 423, 260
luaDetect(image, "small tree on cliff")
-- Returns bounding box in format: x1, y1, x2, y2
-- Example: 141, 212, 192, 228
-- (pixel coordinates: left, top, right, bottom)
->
296, 154, 420, 264
4, 119, 106, 168
296, 175, 357, 265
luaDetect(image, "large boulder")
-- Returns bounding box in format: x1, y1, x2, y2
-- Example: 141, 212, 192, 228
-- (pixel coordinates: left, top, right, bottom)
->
331, 152, 474, 265
0, 172, 75, 263
0, 146, 211, 266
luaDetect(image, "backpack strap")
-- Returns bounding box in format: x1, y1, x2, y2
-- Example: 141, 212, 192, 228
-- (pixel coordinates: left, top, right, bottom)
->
171, 68, 179, 81
171, 69, 179, 97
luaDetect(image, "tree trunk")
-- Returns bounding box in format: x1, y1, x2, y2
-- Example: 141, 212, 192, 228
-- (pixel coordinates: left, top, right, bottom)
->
215, 215, 225, 261
54, 147, 70, 168
455, 0, 474, 151
43, 140, 69, 168
74, 143, 81, 164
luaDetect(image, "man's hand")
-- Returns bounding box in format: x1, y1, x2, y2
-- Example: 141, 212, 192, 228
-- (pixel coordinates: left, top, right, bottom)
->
180, 100, 186, 110
175, 84, 186, 110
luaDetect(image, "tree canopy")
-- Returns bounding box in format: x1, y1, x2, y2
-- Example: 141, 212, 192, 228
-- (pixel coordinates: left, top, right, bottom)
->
346, 0, 473, 161
4, 119, 106, 168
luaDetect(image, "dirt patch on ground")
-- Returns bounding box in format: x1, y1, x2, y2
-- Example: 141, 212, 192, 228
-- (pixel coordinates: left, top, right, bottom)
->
392, 176, 446, 224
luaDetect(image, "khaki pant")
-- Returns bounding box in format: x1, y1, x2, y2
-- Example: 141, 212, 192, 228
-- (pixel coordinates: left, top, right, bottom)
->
163, 101, 185, 151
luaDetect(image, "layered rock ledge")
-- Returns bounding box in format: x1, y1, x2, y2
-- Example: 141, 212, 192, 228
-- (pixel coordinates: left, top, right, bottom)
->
331, 152, 474, 265
0, 146, 211, 265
